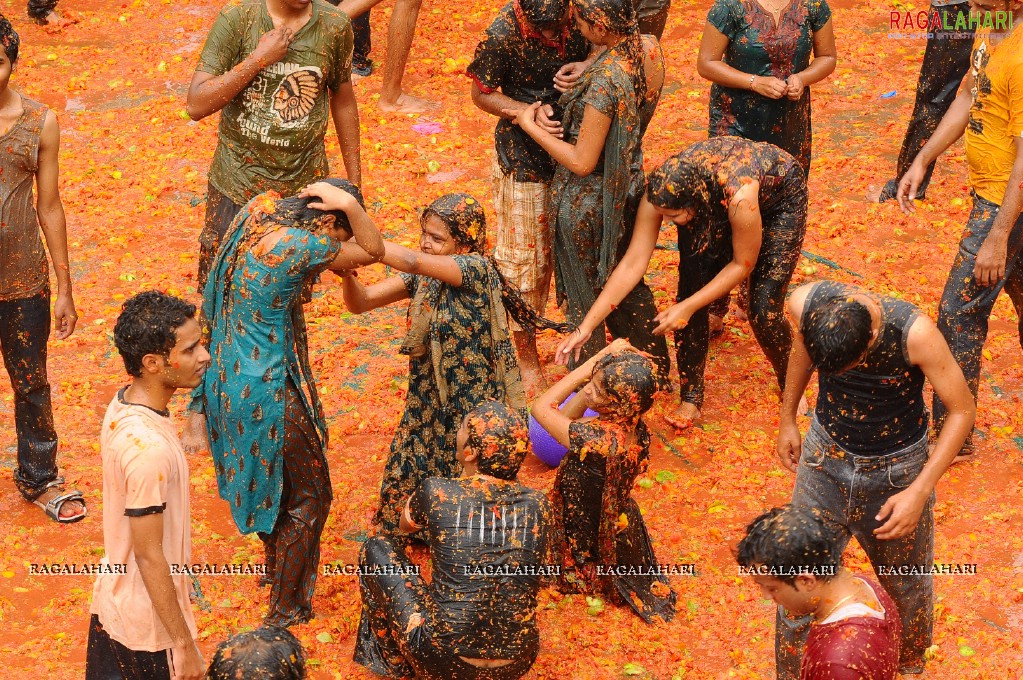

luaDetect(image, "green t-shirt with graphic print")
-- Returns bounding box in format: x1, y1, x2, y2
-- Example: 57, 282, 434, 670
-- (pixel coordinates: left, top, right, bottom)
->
197, 0, 353, 205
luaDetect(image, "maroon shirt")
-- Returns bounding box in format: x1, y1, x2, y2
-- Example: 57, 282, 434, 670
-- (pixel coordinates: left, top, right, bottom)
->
800, 578, 901, 680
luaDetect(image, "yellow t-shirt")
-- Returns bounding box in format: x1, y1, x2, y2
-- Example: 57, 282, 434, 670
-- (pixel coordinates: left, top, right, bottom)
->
965, 24, 1023, 204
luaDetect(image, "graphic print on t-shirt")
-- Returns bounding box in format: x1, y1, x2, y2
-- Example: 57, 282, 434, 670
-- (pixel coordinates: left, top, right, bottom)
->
237, 63, 324, 146
969, 41, 991, 134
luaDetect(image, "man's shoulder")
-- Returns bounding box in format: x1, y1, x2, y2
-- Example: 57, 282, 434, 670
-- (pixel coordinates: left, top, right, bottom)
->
102, 403, 180, 462
481, 4, 518, 38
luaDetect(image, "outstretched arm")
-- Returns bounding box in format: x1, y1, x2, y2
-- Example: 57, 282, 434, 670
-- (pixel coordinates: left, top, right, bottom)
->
898, 67, 975, 213
653, 181, 762, 334
298, 182, 384, 270
555, 198, 661, 363
381, 242, 464, 286
532, 339, 632, 447
873, 317, 975, 540
36, 111, 77, 340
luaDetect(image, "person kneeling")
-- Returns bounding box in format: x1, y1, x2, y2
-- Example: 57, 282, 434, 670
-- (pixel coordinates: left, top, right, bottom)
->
354, 402, 553, 680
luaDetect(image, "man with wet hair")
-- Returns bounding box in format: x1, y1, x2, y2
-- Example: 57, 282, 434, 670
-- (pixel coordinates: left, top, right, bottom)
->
87, 291, 210, 680
737, 505, 901, 680
775, 280, 975, 677
206, 626, 306, 680
467, 0, 590, 394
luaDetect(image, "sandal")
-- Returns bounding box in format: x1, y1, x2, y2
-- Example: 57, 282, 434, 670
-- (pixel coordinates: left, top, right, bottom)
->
32, 479, 87, 524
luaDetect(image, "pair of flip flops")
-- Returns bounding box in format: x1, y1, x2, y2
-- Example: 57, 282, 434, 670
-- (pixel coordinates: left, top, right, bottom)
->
31, 478, 87, 524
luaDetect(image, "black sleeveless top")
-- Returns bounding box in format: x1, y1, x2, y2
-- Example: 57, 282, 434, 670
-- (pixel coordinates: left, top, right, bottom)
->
806, 282, 928, 456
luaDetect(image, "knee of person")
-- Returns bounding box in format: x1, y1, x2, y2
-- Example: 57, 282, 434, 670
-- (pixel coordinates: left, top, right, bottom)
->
360, 536, 394, 567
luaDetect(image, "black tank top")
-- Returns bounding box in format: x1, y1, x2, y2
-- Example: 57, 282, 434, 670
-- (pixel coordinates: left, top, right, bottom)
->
806, 282, 928, 456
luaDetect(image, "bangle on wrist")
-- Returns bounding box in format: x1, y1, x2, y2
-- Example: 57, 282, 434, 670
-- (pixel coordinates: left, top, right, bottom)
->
749, 74, 756, 90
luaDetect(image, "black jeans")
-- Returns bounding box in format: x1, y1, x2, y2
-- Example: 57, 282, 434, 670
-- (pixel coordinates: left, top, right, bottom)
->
85, 614, 171, 680
933, 194, 1023, 443
27, 0, 58, 20
879, 2, 975, 201
0, 290, 60, 501
353, 10, 372, 67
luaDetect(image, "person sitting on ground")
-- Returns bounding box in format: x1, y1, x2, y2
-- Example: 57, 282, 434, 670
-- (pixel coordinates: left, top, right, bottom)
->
532, 338, 676, 623
737, 505, 901, 680
207, 626, 307, 680
354, 401, 553, 680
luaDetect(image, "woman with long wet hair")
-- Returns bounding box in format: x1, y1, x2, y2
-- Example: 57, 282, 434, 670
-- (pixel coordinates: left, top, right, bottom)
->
557, 137, 808, 428
187, 179, 384, 627
342, 193, 569, 535
532, 339, 676, 623
508, 0, 671, 384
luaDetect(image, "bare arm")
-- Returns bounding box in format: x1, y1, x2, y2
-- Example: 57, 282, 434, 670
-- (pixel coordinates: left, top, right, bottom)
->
341, 274, 409, 313
329, 83, 362, 187
131, 514, 204, 679
777, 284, 816, 472
472, 82, 564, 137
974, 137, 1023, 286
556, 197, 661, 363
298, 182, 383, 269
35, 111, 77, 340
338, 0, 380, 20
653, 181, 762, 334
795, 19, 837, 87
509, 102, 610, 176
697, 22, 787, 99
186, 28, 292, 120
381, 241, 464, 286
898, 68, 975, 212
874, 317, 975, 539
399, 496, 424, 534
531, 339, 631, 447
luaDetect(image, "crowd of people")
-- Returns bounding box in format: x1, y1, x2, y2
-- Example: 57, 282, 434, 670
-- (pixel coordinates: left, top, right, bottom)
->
0, 0, 1020, 676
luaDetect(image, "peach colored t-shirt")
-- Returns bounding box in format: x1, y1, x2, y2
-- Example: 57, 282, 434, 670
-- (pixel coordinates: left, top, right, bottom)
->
90, 389, 197, 652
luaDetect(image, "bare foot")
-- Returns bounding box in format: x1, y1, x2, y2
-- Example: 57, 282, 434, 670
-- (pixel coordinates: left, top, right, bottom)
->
34, 487, 86, 521
378, 91, 441, 114
39, 10, 75, 27
665, 402, 702, 431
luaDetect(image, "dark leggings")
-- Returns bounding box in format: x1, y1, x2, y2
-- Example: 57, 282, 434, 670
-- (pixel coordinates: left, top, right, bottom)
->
258, 381, 332, 627
354, 537, 538, 680
674, 178, 808, 408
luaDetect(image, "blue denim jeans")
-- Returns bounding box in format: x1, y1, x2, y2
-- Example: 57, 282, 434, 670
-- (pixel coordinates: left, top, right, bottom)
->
933, 193, 1023, 444
777, 419, 934, 678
